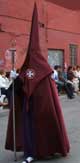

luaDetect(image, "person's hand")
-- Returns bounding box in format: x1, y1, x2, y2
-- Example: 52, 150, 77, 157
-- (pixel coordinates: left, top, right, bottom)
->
10, 70, 19, 79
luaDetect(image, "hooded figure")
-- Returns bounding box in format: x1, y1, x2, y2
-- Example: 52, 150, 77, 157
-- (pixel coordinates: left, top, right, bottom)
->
5, 3, 70, 163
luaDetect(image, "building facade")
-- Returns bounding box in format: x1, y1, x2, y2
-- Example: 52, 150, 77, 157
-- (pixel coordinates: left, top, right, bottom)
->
0, 0, 80, 70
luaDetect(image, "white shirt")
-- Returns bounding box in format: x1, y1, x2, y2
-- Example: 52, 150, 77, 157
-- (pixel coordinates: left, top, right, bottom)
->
0, 75, 12, 89
75, 71, 80, 78
51, 70, 59, 81
0, 75, 7, 88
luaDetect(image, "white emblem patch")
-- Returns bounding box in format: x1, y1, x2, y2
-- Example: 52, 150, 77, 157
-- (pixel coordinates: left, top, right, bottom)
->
26, 69, 35, 79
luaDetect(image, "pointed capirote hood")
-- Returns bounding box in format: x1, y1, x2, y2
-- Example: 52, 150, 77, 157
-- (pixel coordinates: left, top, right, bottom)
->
20, 3, 53, 98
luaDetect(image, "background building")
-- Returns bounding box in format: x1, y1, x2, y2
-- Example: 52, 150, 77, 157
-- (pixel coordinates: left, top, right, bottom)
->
0, 0, 80, 70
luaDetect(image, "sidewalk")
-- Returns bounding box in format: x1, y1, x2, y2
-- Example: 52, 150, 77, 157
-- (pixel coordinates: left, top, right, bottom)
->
0, 108, 9, 117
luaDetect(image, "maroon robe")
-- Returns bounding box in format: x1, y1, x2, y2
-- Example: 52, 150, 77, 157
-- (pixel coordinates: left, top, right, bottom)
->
5, 3, 70, 158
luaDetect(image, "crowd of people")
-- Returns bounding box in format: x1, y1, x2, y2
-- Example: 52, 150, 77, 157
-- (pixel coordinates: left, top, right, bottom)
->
0, 64, 80, 107
0, 64, 80, 108
51, 65, 80, 99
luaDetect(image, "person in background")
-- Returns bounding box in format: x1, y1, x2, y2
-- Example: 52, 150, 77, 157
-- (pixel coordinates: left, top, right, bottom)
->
51, 65, 75, 99
51, 65, 64, 93
0, 70, 7, 94
67, 66, 79, 94
0, 70, 9, 106
58, 66, 75, 99
73, 65, 80, 92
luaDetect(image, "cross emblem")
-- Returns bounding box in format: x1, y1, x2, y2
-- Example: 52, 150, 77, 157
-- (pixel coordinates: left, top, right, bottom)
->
26, 69, 35, 79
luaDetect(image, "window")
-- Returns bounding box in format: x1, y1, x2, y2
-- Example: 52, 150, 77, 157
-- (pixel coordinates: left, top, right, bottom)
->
69, 44, 78, 66
48, 49, 64, 67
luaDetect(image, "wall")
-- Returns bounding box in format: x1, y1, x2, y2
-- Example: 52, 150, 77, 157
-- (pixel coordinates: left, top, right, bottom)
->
0, 0, 80, 70
0, 0, 47, 70
46, 2, 80, 65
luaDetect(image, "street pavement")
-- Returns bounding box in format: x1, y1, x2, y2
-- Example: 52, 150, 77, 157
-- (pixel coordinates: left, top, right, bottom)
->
0, 94, 80, 163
